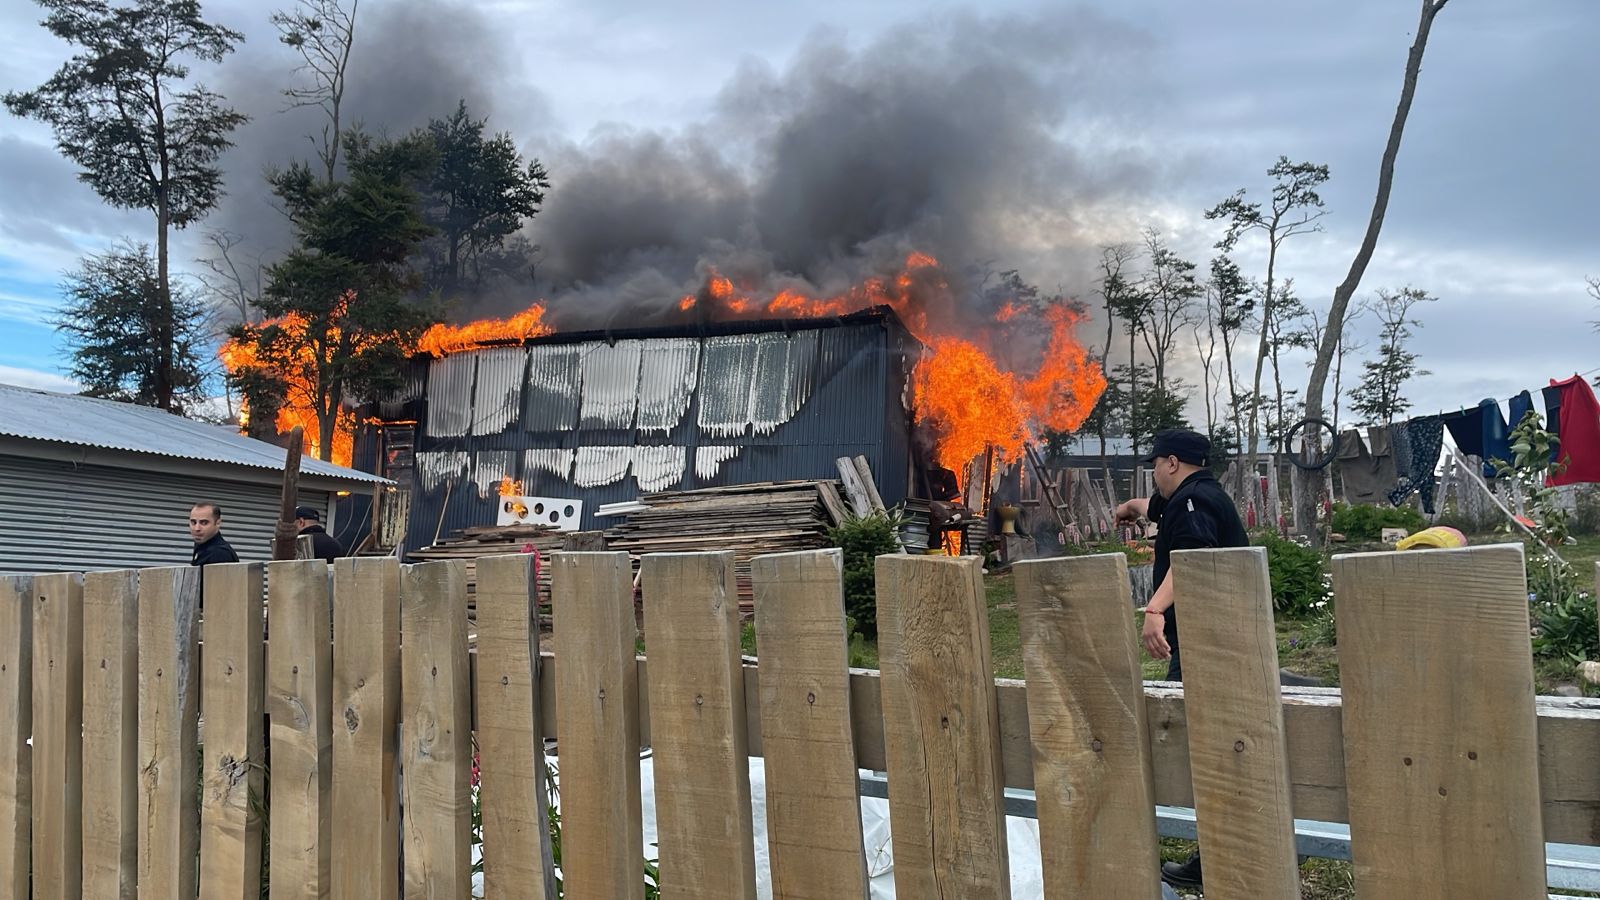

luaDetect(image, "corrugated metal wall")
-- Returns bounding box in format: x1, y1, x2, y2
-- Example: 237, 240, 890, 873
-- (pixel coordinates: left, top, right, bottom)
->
0, 454, 331, 574
404, 316, 916, 548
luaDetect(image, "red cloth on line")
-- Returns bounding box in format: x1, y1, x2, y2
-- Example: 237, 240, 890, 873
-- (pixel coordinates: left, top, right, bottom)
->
1547, 375, 1600, 485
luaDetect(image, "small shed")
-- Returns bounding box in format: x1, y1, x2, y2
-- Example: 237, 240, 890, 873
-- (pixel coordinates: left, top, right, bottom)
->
0, 383, 389, 573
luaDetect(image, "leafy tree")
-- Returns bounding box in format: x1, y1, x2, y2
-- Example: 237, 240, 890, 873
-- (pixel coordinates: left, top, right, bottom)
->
230, 132, 440, 460
422, 100, 551, 295
6, 0, 248, 410
56, 242, 212, 410
1348, 287, 1435, 425
828, 512, 903, 640
1115, 363, 1191, 442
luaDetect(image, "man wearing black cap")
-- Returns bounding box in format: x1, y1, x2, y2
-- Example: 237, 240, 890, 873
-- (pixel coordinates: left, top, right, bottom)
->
1115, 428, 1247, 889
295, 506, 345, 563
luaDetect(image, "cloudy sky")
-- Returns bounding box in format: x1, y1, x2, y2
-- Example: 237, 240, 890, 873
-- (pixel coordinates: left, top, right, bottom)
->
1, 0, 1595, 425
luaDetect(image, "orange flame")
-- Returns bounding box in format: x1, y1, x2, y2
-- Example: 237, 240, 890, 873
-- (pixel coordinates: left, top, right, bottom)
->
417, 304, 553, 357
219, 309, 359, 466
498, 475, 524, 496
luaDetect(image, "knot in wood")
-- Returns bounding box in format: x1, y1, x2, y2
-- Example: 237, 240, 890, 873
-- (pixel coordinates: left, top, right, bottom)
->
1234, 740, 1246, 753
1090, 739, 1104, 753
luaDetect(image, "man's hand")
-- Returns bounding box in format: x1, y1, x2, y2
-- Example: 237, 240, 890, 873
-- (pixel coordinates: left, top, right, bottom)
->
1115, 498, 1149, 525
1140, 608, 1170, 659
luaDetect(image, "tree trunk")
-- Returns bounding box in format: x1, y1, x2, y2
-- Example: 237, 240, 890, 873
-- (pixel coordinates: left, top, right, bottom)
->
156, 194, 174, 411
1243, 258, 1276, 491
1294, 0, 1450, 546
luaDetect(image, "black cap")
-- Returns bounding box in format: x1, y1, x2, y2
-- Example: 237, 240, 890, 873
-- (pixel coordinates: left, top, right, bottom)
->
294, 506, 321, 521
1141, 429, 1210, 466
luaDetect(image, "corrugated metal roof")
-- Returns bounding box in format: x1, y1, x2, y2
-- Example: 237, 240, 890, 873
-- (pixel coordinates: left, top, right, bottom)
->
695, 445, 740, 479
750, 331, 818, 435
523, 448, 574, 481
578, 341, 642, 430
637, 339, 699, 433
426, 354, 476, 437
0, 383, 386, 485
471, 450, 517, 498
524, 344, 581, 432
698, 334, 759, 438
416, 450, 468, 491
573, 446, 631, 487
470, 347, 526, 436
631, 445, 687, 491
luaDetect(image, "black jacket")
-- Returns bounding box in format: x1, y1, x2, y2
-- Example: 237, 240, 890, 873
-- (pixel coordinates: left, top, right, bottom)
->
1149, 470, 1249, 646
298, 524, 344, 562
192, 533, 240, 567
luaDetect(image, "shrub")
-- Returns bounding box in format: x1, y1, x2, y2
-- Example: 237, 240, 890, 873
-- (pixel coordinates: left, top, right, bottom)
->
1253, 530, 1327, 617
1330, 502, 1426, 541
828, 510, 904, 640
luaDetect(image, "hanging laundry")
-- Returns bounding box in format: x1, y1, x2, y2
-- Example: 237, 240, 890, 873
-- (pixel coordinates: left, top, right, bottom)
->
1388, 415, 1443, 513
1546, 375, 1600, 486
1337, 429, 1397, 505
1479, 399, 1513, 476
1441, 407, 1483, 458
1508, 389, 1535, 432
1543, 383, 1565, 465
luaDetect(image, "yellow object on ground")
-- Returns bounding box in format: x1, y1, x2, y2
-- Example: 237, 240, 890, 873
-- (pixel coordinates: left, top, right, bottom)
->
1396, 526, 1468, 551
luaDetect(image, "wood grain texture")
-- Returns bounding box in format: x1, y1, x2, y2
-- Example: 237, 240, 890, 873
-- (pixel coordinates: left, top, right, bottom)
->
875, 554, 1011, 900
0, 576, 30, 900
1333, 544, 1547, 899
138, 565, 202, 900
750, 549, 869, 900
641, 552, 758, 900
267, 560, 334, 900
473, 553, 557, 900
1169, 547, 1298, 900
331, 556, 401, 900
1014, 553, 1163, 900
400, 560, 473, 898
551, 551, 645, 900
82, 569, 139, 899
31, 572, 83, 900
200, 563, 266, 900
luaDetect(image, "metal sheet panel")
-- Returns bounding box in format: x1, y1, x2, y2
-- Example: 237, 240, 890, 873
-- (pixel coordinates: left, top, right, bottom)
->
0, 453, 330, 573
471, 450, 517, 498
471, 347, 527, 436
426, 354, 477, 437
578, 341, 642, 430
415, 450, 468, 492
697, 334, 759, 438
631, 445, 687, 492
694, 445, 741, 480
523, 448, 575, 481
749, 330, 819, 436
524, 344, 582, 432
636, 339, 700, 433
573, 446, 631, 488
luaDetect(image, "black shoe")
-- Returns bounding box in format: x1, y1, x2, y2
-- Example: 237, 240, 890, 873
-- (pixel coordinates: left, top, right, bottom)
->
1161, 852, 1203, 889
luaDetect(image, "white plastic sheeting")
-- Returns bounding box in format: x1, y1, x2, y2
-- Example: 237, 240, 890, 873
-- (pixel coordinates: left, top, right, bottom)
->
579, 341, 643, 430
573, 446, 632, 487
415, 450, 468, 491
637, 339, 700, 433
632, 445, 688, 492
470, 347, 527, 436
695, 445, 741, 480
523, 448, 576, 481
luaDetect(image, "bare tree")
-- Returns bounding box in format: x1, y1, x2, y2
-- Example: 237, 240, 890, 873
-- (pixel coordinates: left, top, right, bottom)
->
1295, 0, 1452, 545
1193, 288, 1222, 437
1138, 228, 1202, 397
1208, 255, 1253, 463
274, 0, 359, 184
1588, 276, 1599, 331
195, 229, 262, 327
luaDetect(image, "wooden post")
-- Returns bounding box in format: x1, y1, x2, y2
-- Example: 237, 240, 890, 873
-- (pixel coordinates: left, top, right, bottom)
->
31, 572, 83, 900
474, 554, 558, 899
552, 551, 644, 900
331, 557, 402, 900
835, 457, 874, 518
1014, 554, 1163, 899
751, 550, 869, 900
641, 552, 759, 900
0, 576, 30, 900
561, 531, 609, 551
400, 560, 473, 897
267, 559, 334, 900
274, 425, 306, 561
82, 570, 139, 899
875, 554, 1011, 900
200, 562, 266, 900
1169, 547, 1299, 899
1333, 545, 1546, 898
137, 566, 202, 900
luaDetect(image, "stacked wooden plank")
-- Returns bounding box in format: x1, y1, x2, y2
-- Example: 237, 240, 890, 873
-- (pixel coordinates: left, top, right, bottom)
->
606, 481, 842, 612
407, 524, 566, 609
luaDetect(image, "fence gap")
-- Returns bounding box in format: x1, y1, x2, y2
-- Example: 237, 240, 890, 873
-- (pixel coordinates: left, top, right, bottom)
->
1170, 547, 1299, 899
0, 575, 30, 899
1015, 553, 1163, 899
875, 554, 1012, 900
31, 572, 83, 900
267, 559, 334, 899
551, 551, 645, 900
751, 549, 870, 900
137, 565, 202, 899
641, 551, 759, 900
331, 556, 401, 900
400, 560, 474, 896
1333, 544, 1547, 897
82, 569, 139, 899
474, 553, 558, 899
200, 562, 266, 899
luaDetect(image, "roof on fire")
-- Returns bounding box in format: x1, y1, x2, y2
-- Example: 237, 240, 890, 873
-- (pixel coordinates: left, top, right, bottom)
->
0, 382, 389, 486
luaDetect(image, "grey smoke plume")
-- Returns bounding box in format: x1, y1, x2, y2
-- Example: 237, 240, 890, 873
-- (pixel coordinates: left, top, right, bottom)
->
527, 8, 1165, 330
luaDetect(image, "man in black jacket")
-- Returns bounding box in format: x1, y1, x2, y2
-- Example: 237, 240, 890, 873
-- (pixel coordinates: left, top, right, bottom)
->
190, 502, 240, 567
295, 506, 344, 562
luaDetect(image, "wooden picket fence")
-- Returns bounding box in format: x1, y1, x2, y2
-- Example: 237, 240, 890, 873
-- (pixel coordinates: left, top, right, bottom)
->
0, 544, 1596, 899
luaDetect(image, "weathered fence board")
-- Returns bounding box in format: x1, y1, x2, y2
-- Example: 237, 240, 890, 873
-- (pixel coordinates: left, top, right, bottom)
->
751, 549, 870, 900
1333, 544, 1547, 898
552, 551, 645, 900
331, 557, 402, 900
474, 553, 558, 900
200, 562, 266, 900
876, 554, 1012, 900
1170, 547, 1299, 899
81, 569, 139, 899
1015, 553, 1163, 900
400, 560, 473, 897
642, 552, 759, 900
267, 559, 334, 900
32, 572, 83, 900
0, 576, 30, 899
137, 565, 202, 900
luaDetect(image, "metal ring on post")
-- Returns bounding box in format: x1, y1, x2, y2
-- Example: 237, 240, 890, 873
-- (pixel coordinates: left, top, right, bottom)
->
1281, 417, 1338, 471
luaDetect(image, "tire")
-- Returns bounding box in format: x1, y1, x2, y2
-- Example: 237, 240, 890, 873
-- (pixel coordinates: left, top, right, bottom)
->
1281, 417, 1337, 471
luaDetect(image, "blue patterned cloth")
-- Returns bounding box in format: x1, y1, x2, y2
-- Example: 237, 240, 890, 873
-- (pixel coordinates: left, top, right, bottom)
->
1388, 415, 1443, 513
